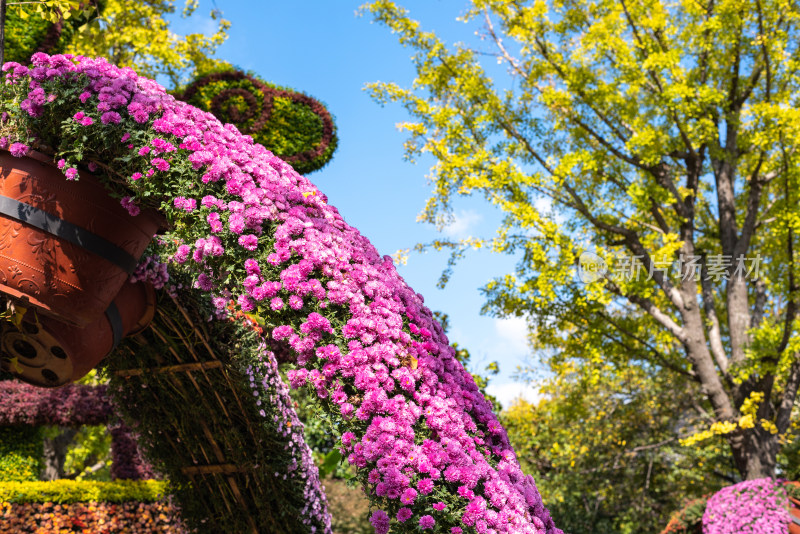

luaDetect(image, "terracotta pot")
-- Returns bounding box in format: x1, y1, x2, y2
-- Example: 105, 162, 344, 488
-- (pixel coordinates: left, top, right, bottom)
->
0, 280, 156, 387
0, 150, 162, 327
786, 481, 800, 534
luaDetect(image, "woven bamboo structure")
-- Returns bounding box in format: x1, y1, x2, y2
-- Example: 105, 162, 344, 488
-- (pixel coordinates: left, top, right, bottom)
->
106, 287, 327, 534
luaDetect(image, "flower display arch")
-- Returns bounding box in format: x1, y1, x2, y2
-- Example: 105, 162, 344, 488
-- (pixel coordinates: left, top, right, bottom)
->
0, 53, 561, 534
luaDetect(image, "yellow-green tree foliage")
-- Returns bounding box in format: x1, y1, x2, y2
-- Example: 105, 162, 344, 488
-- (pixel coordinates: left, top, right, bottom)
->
365, 0, 800, 486
502, 363, 732, 533
3, 0, 230, 87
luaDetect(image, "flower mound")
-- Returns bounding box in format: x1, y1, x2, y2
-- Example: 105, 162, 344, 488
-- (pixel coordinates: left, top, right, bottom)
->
0, 53, 561, 533
702, 478, 789, 534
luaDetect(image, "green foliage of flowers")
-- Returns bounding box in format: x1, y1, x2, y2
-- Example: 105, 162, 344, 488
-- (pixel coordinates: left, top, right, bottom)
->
0, 479, 170, 503
0, 426, 43, 482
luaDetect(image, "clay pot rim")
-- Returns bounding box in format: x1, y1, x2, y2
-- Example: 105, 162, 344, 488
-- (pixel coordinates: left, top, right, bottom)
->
0, 148, 169, 231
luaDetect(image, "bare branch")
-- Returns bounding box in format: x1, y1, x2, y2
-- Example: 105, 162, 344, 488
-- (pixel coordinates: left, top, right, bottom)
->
700, 255, 730, 376
605, 281, 686, 342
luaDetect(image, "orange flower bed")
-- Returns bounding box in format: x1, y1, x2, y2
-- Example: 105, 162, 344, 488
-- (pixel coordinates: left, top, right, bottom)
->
0, 501, 184, 533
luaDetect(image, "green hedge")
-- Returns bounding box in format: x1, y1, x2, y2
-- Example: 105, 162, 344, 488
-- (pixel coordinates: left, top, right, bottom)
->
0, 480, 170, 504
0, 427, 43, 482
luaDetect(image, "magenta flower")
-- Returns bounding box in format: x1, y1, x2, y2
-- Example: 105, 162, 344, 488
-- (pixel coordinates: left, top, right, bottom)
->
400, 487, 418, 505
238, 234, 258, 251
397, 507, 413, 522
119, 196, 139, 217
101, 111, 121, 124
370, 510, 390, 534
152, 157, 170, 171
8, 142, 28, 157
419, 515, 435, 530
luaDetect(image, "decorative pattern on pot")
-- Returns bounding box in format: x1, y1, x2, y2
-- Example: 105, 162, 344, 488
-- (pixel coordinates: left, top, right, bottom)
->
0, 150, 162, 327
0, 280, 156, 387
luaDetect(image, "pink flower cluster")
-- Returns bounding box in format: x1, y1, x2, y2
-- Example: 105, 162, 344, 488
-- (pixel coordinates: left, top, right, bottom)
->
2, 53, 561, 533
702, 478, 790, 534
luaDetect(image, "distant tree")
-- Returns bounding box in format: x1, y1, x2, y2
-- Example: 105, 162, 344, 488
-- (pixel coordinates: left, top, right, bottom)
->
65, 0, 229, 86
502, 362, 732, 533
365, 0, 800, 481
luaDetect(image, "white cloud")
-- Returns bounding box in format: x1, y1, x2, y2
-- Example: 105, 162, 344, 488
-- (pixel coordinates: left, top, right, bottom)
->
442, 210, 483, 238
534, 196, 552, 214
486, 382, 543, 409
494, 316, 530, 356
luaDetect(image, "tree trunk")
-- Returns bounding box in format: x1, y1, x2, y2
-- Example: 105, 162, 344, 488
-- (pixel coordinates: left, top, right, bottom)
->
728, 428, 779, 480
41, 427, 77, 481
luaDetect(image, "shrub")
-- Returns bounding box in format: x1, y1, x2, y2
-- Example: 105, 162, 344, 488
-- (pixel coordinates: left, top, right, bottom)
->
0, 426, 43, 482
0, 479, 169, 503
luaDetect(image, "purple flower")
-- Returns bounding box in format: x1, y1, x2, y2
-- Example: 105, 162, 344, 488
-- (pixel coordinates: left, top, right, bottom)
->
238, 234, 258, 251
703, 478, 790, 533
369, 510, 390, 534
9, 142, 28, 157
397, 507, 412, 522
65, 167, 78, 180
418, 477, 434, 495
152, 157, 170, 171
419, 515, 435, 530
400, 487, 417, 505
101, 111, 121, 124
433, 501, 446, 511
120, 196, 140, 217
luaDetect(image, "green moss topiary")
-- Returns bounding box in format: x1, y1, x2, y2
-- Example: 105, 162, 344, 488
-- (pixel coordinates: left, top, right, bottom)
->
180, 68, 338, 174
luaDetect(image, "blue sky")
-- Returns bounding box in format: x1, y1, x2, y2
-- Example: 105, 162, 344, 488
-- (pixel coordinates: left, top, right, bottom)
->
173, 1, 543, 407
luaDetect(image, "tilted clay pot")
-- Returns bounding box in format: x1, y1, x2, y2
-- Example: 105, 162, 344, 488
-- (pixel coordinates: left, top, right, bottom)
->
787, 481, 800, 534
0, 280, 156, 387
0, 150, 162, 327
